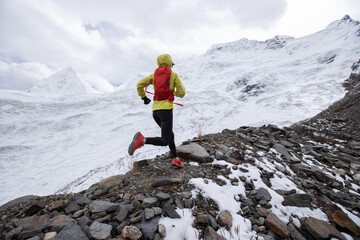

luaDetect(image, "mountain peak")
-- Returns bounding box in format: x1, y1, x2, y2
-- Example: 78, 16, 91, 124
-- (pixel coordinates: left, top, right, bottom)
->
326, 15, 360, 30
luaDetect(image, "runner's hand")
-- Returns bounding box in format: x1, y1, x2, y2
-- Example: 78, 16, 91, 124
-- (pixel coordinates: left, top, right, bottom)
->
142, 96, 151, 105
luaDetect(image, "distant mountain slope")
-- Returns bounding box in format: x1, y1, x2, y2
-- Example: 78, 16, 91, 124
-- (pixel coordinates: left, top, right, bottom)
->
29, 67, 114, 96
292, 59, 360, 141
177, 15, 360, 125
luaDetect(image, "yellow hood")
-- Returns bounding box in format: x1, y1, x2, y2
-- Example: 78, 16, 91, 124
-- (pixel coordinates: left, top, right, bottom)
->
157, 54, 174, 68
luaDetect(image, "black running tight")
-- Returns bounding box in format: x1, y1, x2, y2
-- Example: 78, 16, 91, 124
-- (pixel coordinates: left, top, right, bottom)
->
145, 109, 177, 158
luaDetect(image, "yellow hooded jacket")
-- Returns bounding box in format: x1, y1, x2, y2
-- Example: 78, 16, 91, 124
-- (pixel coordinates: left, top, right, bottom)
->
136, 54, 186, 111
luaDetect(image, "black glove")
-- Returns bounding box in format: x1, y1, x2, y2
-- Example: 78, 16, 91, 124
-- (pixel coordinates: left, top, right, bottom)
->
142, 96, 151, 105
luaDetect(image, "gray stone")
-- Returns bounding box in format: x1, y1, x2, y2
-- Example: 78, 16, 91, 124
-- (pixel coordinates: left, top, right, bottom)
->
0, 195, 39, 212
288, 223, 306, 240
302, 217, 346, 240
89, 174, 125, 191
139, 211, 160, 240
153, 207, 162, 216
184, 199, 194, 208
89, 221, 113, 240
26, 236, 41, 240
115, 205, 132, 222
162, 202, 181, 219
273, 144, 291, 160
155, 192, 170, 200
142, 197, 159, 208
52, 222, 88, 240
145, 208, 155, 220
78, 216, 92, 229
75, 196, 91, 206
73, 209, 84, 218
215, 150, 226, 160
151, 176, 181, 187
89, 201, 119, 213
5, 226, 23, 240
48, 214, 75, 232
65, 202, 80, 214
254, 188, 272, 202
283, 194, 312, 208
14, 214, 50, 231
177, 143, 212, 163
18, 228, 42, 239
44, 232, 57, 240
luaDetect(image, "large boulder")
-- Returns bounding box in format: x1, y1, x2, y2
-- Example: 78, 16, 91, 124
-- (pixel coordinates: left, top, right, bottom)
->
177, 143, 212, 163
302, 217, 346, 240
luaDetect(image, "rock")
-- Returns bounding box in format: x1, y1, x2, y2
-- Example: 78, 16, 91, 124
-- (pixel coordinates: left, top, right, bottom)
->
52, 222, 88, 240
158, 224, 166, 238
273, 144, 291, 160
282, 194, 312, 208
153, 207, 162, 216
151, 176, 181, 187
180, 192, 192, 199
14, 214, 50, 231
90, 174, 125, 191
195, 214, 210, 225
65, 202, 80, 214
354, 173, 360, 182
48, 214, 75, 232
162, 202, 181, 219
122, 226, 142, 240
73, 209, 84, 218
326, 203, 360, 236
302, 217, 346, 240
89, 201, 119, 213
145, 208, 155, 220
5, 226, 22, 240
78, 216, 92, 229
218, 211, 232, 230
24, 200, 45, 216
204, 226, 226, 240
18, 228, 42, 239
265, 213, 290, 238
142, 197, 160, 208
27, 236, 41, 240
0, 195, 39, 212
44, 232, 57, 240
177, 143, 212, 163
288, 223, 306, 240
89, 221, 113, 240
257, 208, 270, 218
254, 188, 272, 202
215, 150, 226, 160
155, 192, 170, 200
139, 212, 160, 240
115, 205, 132, 222
134, 194, 146, 202
49, 200, 68, 212
75, 196, 91, 206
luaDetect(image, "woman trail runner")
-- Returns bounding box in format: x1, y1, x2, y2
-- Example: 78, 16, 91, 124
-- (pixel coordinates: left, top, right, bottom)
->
128, 54, 186, 167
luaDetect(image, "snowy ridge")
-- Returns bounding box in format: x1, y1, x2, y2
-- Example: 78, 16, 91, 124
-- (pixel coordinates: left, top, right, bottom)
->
29, 67, 114, 97
1, 16, 360, 208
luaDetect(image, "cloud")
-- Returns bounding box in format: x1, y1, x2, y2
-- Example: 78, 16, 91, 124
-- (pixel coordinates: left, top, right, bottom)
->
0, 0, 287, 90
0, 61, 54, 90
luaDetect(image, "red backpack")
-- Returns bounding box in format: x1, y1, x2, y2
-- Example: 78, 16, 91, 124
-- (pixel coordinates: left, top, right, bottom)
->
153, 66, 174, 102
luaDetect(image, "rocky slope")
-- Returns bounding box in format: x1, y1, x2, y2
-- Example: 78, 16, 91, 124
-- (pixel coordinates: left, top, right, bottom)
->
1, 71, 360, 240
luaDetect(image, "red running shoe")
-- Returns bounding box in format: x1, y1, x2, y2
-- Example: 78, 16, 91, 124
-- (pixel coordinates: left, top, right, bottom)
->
172, 157, 184, 168
128, 132, 144, 155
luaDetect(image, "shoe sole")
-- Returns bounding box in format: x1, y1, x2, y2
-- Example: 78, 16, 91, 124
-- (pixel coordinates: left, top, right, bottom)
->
128, 132, 140, 155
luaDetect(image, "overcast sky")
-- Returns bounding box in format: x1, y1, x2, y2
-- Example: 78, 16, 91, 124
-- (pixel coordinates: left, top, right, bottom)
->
0, 0, 359, 90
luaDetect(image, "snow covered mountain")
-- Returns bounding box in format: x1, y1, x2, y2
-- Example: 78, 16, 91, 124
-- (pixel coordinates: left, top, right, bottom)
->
29, 67, 114, 96
0, 15, 360, 206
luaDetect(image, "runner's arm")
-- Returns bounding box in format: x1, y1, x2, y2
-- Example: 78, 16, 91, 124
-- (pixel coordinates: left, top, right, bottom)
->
136, 74, 154, 98
173, 73, 185, 98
